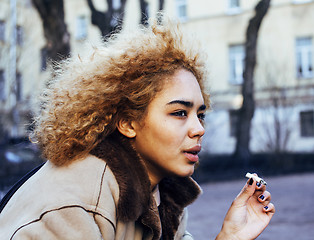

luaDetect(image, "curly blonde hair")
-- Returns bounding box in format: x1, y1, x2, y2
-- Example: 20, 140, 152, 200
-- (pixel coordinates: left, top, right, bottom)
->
32, 19, 210, 166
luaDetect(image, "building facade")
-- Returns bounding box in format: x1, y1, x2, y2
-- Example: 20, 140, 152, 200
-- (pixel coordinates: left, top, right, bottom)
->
174, 0, 314, 153
0, 0, 313, 153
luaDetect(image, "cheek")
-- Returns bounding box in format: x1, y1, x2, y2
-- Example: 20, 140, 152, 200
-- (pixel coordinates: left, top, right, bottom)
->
154, 121, 184, 147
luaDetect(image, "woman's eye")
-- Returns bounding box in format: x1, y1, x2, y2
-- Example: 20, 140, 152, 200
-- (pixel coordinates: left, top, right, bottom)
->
171, 110, 187, 117
198, 113, 206, 121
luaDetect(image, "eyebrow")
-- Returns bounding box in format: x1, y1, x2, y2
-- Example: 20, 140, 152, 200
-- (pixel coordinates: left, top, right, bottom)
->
167, 100, 206, 111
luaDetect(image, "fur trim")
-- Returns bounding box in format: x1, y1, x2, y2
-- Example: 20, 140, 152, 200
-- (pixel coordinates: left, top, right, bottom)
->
159, 177, 201, 240
91, 131, 201, 239
91, 131, 151, 222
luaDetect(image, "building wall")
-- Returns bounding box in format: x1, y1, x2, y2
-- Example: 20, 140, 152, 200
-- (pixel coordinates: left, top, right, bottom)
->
0, 0, 48, 138
0, 0, 313, 152
172, 0, 314, 153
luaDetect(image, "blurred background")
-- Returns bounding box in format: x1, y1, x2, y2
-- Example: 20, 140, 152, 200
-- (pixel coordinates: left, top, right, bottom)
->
0, 0, 313, 239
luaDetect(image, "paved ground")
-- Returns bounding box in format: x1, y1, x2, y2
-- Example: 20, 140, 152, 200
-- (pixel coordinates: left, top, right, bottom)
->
187, 173, 314, 240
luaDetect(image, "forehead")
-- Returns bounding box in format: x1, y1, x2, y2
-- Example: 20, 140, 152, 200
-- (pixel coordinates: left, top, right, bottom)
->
157, 69, 204, 104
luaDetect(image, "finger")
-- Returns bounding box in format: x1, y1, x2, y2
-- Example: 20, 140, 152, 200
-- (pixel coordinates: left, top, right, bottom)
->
256, 181, 266, 191
251, 173, 267, 190
234, 178, 257, 206
252, 184, 266, 199
263, 202, 275, 217
250, 173, 267, 189
258, 191, 271, 203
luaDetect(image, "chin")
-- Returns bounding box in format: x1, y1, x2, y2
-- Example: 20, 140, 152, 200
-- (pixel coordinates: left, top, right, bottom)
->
176, 166, 195, 178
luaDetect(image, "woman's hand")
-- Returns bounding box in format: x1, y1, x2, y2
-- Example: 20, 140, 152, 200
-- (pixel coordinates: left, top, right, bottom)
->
216, 174, 275, 240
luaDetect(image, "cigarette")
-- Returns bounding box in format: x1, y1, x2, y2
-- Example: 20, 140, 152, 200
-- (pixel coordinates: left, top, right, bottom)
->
245, 173, 267, 186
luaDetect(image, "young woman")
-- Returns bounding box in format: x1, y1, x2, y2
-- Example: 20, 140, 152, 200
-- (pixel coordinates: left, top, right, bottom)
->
0, 20, 274, 240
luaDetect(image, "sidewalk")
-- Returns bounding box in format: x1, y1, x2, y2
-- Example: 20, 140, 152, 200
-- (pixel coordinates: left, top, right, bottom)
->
187, 173, 314, 240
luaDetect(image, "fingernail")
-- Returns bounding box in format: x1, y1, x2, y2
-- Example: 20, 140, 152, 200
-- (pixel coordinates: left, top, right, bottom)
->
256, 182, 261, 187
264, 206, 269, 210
259, 195, 265, 200
248, 178, 253, 185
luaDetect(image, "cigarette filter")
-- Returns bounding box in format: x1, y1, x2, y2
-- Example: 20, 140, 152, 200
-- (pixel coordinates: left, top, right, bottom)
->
245, 172, 267, 186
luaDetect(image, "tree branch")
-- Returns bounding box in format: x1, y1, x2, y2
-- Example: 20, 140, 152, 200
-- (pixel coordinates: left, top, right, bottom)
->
86, 0, 127, 38
32, 0, 70, 62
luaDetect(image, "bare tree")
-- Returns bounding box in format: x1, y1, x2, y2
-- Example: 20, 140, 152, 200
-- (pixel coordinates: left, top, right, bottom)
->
254, 59, 294, 153
256, 89, 293, 153
139, 0, 165, 26
139, 0, 149, 25
32, 0, 71, 62
0, 5, 33, 140
159, 0, 164, 10
157, 0, 165, 23
87, 0, 165, 38
87, 0, 127, 38
234, 0, 271, 161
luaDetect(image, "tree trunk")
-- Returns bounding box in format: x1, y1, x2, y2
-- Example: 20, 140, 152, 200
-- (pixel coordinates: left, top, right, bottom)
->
87, 0, 127, 38
157, 0, 165, 23
234, 0, 271, 161
140, 0, 165, 26
158, 0, 164, 11
32, 0, 70, 62
139, 0, 149, 25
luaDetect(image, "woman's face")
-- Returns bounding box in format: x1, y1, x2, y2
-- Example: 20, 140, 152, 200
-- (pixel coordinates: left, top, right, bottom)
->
132, 68, 206, 186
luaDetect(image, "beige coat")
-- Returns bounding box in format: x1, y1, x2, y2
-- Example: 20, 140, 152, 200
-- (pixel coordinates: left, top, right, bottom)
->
0, 132, 201, 240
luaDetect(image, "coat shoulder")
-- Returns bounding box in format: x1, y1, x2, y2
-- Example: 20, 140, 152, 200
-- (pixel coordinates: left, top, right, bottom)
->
0, 154, 120, 239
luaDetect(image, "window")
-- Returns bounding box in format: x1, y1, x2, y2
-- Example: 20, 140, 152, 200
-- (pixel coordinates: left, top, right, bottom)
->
0, 20, 5, 42
112, 0, 121, 10
76, 16, 87, 40
16, 72, 22, 102
0, 70, 5, 101
41, 47, 48, 71
229, 110, 239, 137
229, 0, 240, 8
175, 0, 187, 21
24, 0, 32, 8
300, 111, 314, 137
229, 44, 245, 84
227, 0, 241, 14
296, 37, 313, 78
16, 25, 23, 46
293, 0, 313, 4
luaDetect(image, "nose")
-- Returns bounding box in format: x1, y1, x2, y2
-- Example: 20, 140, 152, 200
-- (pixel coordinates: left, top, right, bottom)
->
188, 116, 205, 139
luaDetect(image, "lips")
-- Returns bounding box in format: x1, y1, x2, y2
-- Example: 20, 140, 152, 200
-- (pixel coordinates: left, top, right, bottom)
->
183, 145, 201, 163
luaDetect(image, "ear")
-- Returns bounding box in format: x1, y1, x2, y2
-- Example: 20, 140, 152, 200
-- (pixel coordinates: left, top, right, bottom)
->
117, 119, 137, 138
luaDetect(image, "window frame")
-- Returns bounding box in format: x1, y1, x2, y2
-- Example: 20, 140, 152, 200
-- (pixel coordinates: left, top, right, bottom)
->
229, 44, 245, 85
295, 37, 313, 79
226, 0, 241, 15
16, 72, 22, 102
41, 47, 48, 71
0, 70, 5, 101
293, 0, 313, 4
16, 25, 23, 46
112, 0, 121, 10
175, 0, 187, 22
300, 110, 314, 137
229, 109, 239, 137
75, 16, 88, 41
0, 20, 5, 42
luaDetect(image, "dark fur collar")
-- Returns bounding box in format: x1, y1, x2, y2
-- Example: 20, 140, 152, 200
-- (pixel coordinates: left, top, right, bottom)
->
91, 131, 201, 240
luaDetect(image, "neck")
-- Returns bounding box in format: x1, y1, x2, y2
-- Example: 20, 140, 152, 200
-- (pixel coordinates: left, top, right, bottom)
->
142, 160, 166, 191
149, 175, 160, 191
129, 139, 164, 191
